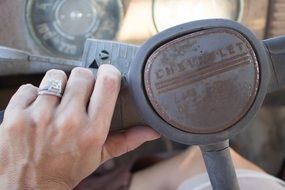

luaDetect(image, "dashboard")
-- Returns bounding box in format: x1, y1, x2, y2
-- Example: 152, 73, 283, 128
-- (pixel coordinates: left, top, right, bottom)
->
26, 0, 123, 58
0, 0, 274, 109
0, 0, 272, 60
0, 0, 124, 59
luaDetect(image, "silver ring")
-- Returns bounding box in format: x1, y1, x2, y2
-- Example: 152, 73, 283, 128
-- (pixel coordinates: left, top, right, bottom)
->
38, 80, 63, 98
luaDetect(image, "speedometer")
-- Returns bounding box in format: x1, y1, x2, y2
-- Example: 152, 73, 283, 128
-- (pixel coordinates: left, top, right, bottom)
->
26, 0, 123, 58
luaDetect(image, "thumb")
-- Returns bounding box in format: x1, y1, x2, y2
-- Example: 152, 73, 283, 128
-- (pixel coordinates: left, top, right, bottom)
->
101, 126, 160, 162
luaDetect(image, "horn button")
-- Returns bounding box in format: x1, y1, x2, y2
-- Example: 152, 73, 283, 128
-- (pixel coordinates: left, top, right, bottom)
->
144, 28, 260, 134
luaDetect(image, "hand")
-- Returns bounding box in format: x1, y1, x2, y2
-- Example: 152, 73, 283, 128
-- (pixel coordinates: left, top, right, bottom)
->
0, 65, 160, 190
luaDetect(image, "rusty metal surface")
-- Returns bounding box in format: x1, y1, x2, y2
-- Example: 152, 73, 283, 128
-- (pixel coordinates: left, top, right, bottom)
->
144, 28, 260, 134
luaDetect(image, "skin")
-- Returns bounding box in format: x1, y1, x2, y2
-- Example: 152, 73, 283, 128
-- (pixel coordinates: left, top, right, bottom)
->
0, 65, 160, 190
130, 146, 264, 190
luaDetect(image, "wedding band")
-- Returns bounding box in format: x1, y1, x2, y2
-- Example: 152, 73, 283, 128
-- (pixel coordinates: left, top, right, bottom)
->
38, 80, 63, 98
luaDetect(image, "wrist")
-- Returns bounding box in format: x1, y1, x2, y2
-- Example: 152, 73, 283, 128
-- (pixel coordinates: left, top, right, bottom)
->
37, 183, 71, 190
0, 165, 74, 190
0, 179, 72, 190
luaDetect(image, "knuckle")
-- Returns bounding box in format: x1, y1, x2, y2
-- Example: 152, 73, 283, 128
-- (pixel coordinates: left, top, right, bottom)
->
99, 64, 121, 79
54, 112, 82, 130
72, 67, 93, 79
29, 111, 49, 126
46, 69, 67, 80
12, 84, 37, 101
19, 83, 36, 92
100, 71, 121, 92
20, 83, 32, 89
71, 68, 94, 85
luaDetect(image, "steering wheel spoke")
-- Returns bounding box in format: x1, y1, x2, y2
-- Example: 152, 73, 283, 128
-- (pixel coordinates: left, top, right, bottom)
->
200, 140, 240, 190
264, 36, 285, 93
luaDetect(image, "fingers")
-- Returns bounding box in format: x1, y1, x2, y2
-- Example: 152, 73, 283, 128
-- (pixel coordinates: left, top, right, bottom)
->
57, 68, 95, 114
101, 126, 160, 162
87, 65, 121, 138
5, 84, 38, 113
31, 69, 67, 123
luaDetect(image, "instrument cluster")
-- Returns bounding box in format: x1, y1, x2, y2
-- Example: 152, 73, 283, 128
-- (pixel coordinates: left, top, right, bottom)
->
0, 0, 275, 60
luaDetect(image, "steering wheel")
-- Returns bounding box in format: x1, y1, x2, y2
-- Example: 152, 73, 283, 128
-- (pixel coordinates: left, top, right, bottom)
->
1, 19, 285, 190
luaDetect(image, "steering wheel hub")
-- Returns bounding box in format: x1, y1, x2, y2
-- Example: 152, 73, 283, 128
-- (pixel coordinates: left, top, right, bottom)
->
144, 28, 260, 134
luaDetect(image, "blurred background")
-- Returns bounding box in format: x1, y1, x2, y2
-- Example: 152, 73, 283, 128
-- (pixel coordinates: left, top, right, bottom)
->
0, 0, 275, 59
0, 0, 284, 184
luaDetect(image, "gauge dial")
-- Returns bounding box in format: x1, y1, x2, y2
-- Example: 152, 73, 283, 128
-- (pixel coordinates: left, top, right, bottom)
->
26, 0, 123, 58
153, 0, 242, 32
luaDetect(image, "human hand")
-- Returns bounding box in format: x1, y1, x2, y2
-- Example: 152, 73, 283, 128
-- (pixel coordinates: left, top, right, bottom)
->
0, 65, 160, 190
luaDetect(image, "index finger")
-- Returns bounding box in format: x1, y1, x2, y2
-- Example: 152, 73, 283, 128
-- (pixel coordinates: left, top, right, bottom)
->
87, 64, 121, 138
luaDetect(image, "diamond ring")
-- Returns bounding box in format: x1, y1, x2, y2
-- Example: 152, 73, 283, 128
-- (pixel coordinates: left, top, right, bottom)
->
38, 80, 63, 98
